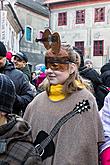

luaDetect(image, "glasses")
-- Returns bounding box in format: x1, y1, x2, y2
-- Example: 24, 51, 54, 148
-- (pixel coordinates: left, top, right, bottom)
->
46, 63, 69, 71
45, 56, 73, 71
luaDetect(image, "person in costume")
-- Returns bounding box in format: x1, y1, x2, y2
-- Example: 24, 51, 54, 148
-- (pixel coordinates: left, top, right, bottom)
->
23, 29, 104, 165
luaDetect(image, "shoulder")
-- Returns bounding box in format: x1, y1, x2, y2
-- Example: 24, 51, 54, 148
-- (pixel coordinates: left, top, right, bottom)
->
78, 88, 95, 99
31, 91, 47, 104
74, 88, 98, 109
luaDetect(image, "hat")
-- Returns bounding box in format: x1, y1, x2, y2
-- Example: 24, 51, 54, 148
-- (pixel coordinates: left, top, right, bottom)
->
14, 52, 28, 62
84, 58, 93, 65
35, 64, 46, 73
0, 74, 16, 114
0, 41, 7, 57
6, 52, 12, 61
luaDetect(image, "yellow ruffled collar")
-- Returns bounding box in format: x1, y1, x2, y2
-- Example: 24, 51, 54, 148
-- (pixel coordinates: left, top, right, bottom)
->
49, 84, 65, 101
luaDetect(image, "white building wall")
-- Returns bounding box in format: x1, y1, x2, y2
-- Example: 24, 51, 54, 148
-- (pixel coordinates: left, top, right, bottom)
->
0, 10, 19, 53
49, 1, 110, 70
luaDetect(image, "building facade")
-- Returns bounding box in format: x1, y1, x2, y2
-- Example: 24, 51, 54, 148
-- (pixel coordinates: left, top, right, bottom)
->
13, 0, 49, 69
44, 0, 110, 70
0, 2, 23, 53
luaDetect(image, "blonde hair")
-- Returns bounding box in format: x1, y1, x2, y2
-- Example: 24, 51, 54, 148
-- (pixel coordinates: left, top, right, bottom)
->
45, 45, 91, 95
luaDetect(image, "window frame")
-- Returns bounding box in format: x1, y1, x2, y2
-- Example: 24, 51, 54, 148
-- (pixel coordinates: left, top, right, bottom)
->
94, 7, 105, 22
58, 12, 67, 26
75, 41, 84, 55
93, 40, 104, 56
76, 10, 85, 24
25, 25, 33, 43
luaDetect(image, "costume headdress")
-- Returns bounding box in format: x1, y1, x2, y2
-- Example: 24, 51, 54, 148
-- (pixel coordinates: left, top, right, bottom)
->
35, 29, 80, 68
35, 29, 61, 55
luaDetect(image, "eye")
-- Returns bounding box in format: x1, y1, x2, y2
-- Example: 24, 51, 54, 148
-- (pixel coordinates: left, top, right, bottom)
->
52, 64, 59, 70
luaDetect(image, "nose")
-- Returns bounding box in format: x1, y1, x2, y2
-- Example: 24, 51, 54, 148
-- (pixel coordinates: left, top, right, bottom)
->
46, 67, 53, 73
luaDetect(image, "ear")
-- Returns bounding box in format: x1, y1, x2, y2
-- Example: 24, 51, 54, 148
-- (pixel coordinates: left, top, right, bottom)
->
69, 63, 76, 74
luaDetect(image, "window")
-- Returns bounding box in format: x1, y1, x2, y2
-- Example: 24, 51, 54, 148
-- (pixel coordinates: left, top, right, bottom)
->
58, 12, 67, 26
95, 7, 105, 22
93, 40, 104, 56
25, 26, 33, 42
75, 41, 84, 55
76, 10, 85, 24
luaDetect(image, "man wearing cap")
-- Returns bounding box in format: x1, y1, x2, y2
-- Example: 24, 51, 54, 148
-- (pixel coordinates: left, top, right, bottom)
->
12, 52, 31, 81
12, 52, 37, 97
0, 41, 33, 115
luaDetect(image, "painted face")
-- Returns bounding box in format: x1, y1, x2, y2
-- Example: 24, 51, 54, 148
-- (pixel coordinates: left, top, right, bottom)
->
0, 57, 6, 68
45, 57, 75, 85
13, 56, 26, 69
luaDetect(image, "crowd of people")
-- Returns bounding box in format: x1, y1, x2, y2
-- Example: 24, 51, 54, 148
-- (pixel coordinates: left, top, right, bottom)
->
0, 29, 110, 164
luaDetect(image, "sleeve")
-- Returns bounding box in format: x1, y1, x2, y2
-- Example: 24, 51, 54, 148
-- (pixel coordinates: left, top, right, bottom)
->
99, 93, 110, 153
100, 147, 110, 165
13, 73, 34, 114
91, 98, 105, 144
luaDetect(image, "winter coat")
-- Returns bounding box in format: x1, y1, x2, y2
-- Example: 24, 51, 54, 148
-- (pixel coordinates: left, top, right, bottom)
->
100, 70, 110, 88
99, 92, 110, 164
20, 64, 31, 82
100, 62, 110, 88
80, 67, 106, 110
0, 114, 42, 165
24, 88, 104, 165
0, 60, 33, 115
99, 92, 110, 152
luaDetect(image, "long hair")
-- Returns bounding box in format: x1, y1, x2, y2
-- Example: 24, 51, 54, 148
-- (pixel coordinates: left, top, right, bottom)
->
45, 45, 91, 95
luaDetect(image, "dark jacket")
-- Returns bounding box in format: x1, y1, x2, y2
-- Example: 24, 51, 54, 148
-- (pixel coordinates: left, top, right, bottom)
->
0, 60, 33, 115
80, 67, 106, 110
20, 64, 31, 82
0, 114, 41, 165
100, 62, 110, 87
101, 70, 110, 87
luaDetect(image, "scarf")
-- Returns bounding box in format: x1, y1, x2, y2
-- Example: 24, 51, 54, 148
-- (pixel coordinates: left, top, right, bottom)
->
49, 84, 65, 101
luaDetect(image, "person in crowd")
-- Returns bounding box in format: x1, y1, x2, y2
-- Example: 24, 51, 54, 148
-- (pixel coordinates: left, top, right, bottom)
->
24, 42, 104, 165
33, 64, 46, 94
84, 58, 93, 68
0, 41, 33, 116
99, 92, 110, 165
0, 73, 41, 165
12, 51, 31, 81
12, 51, 37, 97
35, 64, 46, 88
80, 58, 107, 110
31, 71, 37, 85
100, 61, 110, 88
